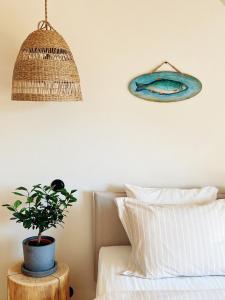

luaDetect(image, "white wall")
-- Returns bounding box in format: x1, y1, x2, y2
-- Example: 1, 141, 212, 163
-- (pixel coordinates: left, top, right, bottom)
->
0, 0, 225, 299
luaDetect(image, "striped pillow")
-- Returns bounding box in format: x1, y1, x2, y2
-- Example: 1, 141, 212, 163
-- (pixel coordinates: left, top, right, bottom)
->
119, 198, 225, 279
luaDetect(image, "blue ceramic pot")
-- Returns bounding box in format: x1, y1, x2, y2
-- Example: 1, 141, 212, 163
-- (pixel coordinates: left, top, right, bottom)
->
23, 236, 55, 272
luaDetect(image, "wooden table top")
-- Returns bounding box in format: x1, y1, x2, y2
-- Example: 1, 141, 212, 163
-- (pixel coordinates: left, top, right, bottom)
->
8, 262, 69, 286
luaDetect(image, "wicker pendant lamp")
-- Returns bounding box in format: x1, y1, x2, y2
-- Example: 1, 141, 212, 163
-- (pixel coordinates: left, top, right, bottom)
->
12, 0, 82, 101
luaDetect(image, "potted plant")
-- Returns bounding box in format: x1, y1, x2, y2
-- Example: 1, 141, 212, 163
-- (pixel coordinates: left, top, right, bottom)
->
3, 179, 77, 277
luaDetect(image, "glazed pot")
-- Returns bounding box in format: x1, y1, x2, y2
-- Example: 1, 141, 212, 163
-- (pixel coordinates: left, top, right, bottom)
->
22, 236, 55, 273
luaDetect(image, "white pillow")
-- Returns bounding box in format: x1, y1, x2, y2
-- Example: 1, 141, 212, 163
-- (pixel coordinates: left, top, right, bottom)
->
125, 184, 218, 204
117, 186, 218, 243
120, 198, 225, 279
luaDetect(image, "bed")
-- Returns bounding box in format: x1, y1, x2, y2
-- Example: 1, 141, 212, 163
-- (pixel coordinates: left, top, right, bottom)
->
93, 191, 225, 300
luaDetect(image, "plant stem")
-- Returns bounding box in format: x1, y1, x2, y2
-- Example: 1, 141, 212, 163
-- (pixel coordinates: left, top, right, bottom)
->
37, 231, 42, 245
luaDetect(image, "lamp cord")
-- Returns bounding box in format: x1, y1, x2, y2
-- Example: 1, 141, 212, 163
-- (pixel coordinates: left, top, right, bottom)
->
45, 0, 48, 23
38, 0, 54, 30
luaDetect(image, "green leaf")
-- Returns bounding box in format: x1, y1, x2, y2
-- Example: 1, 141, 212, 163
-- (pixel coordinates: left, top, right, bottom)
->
14, 200, 22, 209
35, 191, 45, 196
23, 220, 32, 229
30, 192, 38, 198
2, 204, 10, 207
35, 196, 42, 205
60, 189, 69, 197
33, 184, 41, 189
13, 192, 25, 197
16, 187, 28, 191
44, 186, 51, 191
26, 197, 34, 203
69, 198, 77, 203
13, 212, 24, 219
31, 184, 42, 192
7, 207, 15, 212
71, 189, 77, 194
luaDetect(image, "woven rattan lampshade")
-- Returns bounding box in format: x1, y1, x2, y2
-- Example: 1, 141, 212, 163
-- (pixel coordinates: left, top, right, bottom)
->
12, 1, 82, 101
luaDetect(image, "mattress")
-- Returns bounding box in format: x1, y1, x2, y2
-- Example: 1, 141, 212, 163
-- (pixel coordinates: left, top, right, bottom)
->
96, 246, 225, 297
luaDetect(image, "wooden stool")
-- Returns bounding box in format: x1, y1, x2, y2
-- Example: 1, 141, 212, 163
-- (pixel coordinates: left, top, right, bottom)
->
8, 262, 69, 300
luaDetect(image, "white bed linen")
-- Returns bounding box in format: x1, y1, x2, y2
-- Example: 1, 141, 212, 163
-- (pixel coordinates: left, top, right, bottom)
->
96, 246, 225, 297
95, 290, 225, 300
119, 199, 225, 279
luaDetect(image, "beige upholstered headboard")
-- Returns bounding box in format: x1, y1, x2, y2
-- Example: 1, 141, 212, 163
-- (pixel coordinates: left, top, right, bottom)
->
93, 192, 130, 279
93, 190, 225, 278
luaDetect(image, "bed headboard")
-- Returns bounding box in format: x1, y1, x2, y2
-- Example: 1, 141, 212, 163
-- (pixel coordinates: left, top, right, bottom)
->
93, 190, 225, 279
93, 191, 130, 279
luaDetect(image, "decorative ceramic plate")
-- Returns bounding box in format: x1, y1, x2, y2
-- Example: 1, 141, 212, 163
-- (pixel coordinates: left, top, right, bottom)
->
129, 71, 202, 102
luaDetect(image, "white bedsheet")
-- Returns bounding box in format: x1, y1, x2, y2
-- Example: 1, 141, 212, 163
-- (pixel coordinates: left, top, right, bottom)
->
95, 290, 225, 300
96, 246, 225, 297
